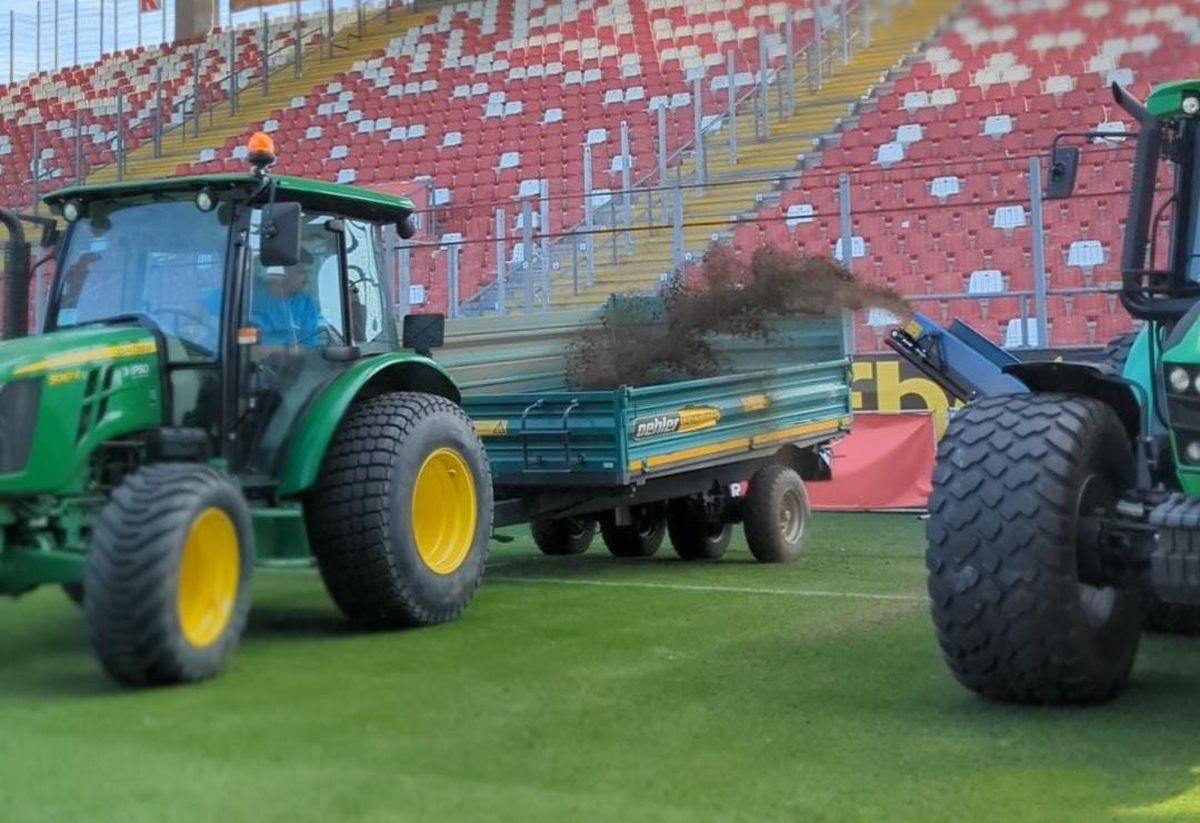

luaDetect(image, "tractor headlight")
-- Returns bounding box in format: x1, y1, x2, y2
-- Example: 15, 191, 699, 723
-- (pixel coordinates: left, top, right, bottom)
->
194, 188, 216, 212
1169, 367, 1191, 393
62, 199, 82, 222
1187, 441, 1200, 463
1184, 94, 1200, 116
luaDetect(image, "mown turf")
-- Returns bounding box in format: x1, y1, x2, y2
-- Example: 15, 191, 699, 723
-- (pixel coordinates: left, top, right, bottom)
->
3, 513, 1200, 822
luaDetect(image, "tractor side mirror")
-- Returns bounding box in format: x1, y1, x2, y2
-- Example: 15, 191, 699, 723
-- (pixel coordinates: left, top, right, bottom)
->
403, 312, 445, 356
260, 201, 302, 267
397, 215, 417, 240
1045, 145, 1079, 200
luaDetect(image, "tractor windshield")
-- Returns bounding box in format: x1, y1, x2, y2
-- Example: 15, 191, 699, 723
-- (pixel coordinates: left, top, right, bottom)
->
52, 197, 231, 362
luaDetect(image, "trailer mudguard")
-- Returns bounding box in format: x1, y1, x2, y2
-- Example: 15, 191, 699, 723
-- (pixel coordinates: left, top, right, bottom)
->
1004, 361, 1142, 437
277, 353, 460, 497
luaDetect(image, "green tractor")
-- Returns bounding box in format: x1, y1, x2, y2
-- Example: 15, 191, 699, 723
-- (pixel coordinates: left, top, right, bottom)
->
0, 136, 492, 686
925, 79, 1200, 704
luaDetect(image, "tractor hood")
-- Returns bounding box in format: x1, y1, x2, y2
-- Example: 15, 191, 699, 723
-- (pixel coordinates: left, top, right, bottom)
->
0, 325, 164, 495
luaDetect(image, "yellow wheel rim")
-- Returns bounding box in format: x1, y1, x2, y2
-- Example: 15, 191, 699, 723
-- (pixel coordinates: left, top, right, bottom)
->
411, 447, 478, 575
177, 507, 241, 649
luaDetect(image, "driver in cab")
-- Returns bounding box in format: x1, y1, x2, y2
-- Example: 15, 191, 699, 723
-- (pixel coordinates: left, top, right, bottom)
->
250, 247, 324, 349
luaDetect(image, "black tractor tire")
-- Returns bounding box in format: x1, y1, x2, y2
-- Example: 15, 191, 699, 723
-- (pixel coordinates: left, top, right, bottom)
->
84, 464, 254, 687
531, 515, 597, 556
306, 392, 493, 629
743, 464, 810, 563
62, 582, 84, 607
1103, 331, 1200, 635
927, 394, 1145, 705
599, 503, 667, 558
667, 497, 732, 560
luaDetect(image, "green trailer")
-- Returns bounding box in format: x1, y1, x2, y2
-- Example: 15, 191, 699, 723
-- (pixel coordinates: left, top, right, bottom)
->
458, 313, 853, 561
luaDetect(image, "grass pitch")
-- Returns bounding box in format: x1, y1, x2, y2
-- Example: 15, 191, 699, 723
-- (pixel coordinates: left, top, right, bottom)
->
3, 513, 1200, 822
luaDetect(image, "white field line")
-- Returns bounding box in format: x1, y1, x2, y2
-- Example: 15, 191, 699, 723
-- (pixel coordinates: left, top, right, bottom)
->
486, 576, 925, 602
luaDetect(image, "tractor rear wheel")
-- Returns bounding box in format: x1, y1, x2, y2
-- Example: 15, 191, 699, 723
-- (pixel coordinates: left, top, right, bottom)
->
743, 464, 810, 563
927, 394, 1145, 705
600, 503, 666, 558
667, 497, 731, 560
306, 392, 493, 629
84, 464, 254, 686
531, 516, 596, 556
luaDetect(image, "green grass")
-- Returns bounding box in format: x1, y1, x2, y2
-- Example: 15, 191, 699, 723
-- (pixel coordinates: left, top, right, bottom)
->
3, 513, 1200, 822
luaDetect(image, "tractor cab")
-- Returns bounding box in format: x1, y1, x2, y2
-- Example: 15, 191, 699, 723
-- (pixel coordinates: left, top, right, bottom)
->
39, 134, 422, 486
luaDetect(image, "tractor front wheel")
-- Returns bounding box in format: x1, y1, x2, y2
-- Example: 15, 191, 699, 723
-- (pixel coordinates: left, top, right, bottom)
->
306, 392, 493, 629
84, 464, 254, 686
926, 394, 1145, 705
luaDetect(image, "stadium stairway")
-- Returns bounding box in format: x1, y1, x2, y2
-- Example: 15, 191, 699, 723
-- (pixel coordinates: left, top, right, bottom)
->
86, 7, 431, 184
538, 0, 961, 310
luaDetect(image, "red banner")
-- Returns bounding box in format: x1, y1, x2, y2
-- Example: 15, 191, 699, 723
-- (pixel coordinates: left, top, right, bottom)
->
807, 413, 936, 511
139, 0, 159, 10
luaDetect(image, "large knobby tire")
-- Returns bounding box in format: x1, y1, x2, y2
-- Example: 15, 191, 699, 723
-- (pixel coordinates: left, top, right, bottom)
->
84, 464, 254, 687
927, 394, 1145, 705
743, 464, 810, 563
531, 516, 596, 556
667, 497, 732, 560
306, 392, 493, 629
599, 503, 667, 558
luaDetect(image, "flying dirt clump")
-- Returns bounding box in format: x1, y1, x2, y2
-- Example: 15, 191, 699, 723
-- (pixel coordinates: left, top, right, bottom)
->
565, 244, 911, 390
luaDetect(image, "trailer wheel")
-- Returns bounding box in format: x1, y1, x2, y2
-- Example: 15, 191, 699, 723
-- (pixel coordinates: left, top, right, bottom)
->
743, 464, 810, 563
306, 392, 492, 629
531, 516, 596, 556
927, 394, 1145, 705
600, 503, 666, 558
84, 464, 254, 686
667, 497, 731, 560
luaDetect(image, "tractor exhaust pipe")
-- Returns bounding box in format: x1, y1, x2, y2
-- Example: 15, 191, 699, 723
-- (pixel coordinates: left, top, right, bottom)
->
0, 208, 30, 340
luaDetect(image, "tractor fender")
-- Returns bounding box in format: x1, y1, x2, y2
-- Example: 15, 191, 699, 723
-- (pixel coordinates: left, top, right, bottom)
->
277, 354, 461, 498
1003, 361, 1142, 437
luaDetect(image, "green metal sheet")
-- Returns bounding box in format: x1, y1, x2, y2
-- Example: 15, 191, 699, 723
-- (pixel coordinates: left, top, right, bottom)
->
461, 314, 852, 487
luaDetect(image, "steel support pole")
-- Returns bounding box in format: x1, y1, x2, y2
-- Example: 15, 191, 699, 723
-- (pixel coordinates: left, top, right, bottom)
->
74, 109, 82, 184
114, 0, 118, 56
138, 0, 143, 48
539, 181, 552, 311
692, 74, 705, 187
495, 208, 507, 315
757, 28, 769, 139
162, 0, 167, 46
74, 0, 79, 65
9, 11, 15, 85
36, 1, 42, 75
812, 0, 823, 89
838, 172, 852, 269
397, 244, 411, 315
229, 32, 238, 116
656, 104, 668, 225
672, 178, 684, 271
448, 243, 460, 319
154, 66, 162, 158
583, 144, 595, 286
785, 13, 796, 116
31, 130, 40, 210
862, 0, 872, 47
193, 50, 202, 138
726, 51, 738, 164
620, 121, 633, 253
262, 15, 270, 95
99, 0, 104, 56
521, 198, 534, 313
1028, 156, 1049, 348
294, 2, 303, 77
326, 0, 335, 59
840, 0, 850, 63
357, 0, 364, 39
116, 94, 125, 181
